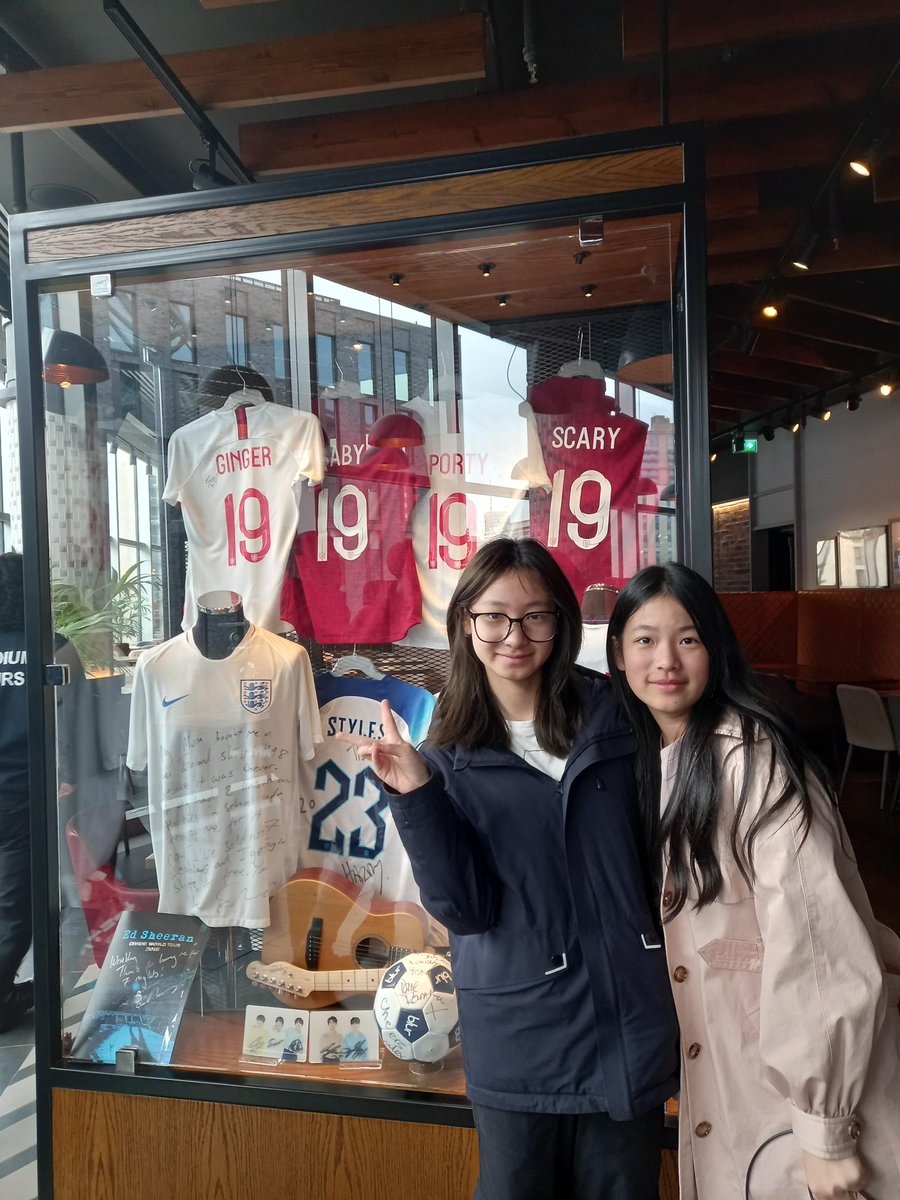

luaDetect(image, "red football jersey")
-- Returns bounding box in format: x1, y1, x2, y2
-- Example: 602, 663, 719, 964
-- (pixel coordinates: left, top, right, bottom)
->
280, 446, 425, 644
522, 377, 649, 599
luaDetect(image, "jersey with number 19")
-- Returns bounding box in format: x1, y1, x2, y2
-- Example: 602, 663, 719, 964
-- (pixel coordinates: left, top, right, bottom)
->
519, 377, 648, 599
163, 401, 325, 631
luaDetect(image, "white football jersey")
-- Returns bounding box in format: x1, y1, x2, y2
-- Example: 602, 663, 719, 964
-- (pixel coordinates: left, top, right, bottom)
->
126, 626, 322, 928
163, 401, 325, 631
398, 396, 532, 648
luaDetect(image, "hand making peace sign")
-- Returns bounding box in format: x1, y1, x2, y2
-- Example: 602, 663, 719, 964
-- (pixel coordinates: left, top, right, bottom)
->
338, 699, 431, 795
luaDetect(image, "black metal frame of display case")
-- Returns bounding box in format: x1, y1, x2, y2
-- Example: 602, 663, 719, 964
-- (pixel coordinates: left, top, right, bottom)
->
8, 122, 709, 1199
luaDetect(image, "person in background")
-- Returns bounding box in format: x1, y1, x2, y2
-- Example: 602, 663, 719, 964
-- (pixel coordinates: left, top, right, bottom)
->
345, 537, 678, 1200
0, 553, 35, 1031
607, 562, 900, 1200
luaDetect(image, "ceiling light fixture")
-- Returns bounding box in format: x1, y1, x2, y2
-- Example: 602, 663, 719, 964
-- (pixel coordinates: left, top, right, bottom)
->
478, 262, 495, 278
496, 294, 510, 307
879, 379, 894, 397
389, 273, 404, 287
582, 284, 597, 299
849, 123, 891, 178
846, 392, 862, 411
709, 452, 717, 463
761, 425, 776, 441
761, 299, 779, 319
791, 231, 820, 271
573, 251, 591, 266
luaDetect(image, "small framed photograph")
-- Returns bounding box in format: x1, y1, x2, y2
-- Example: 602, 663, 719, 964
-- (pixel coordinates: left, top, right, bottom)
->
891, 519, 900, 588
815, 537, 838, 587
837, 526, 889, 588
241, 1005, 309, 1062
308, 1009, 380, 1065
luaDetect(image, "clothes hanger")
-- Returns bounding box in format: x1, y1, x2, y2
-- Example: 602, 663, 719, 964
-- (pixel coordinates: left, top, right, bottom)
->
330, 646, 385, 681
224, 366, 267, 409
557, 326, 605, 381
323, 358, 362, 400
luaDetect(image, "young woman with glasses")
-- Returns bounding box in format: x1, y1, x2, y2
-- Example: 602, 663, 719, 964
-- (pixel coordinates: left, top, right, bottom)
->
345, 537, 678, 1200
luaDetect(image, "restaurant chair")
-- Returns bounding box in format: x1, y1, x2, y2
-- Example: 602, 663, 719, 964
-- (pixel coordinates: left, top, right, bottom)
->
836, 684, 896, 811
888, 695, 900, 815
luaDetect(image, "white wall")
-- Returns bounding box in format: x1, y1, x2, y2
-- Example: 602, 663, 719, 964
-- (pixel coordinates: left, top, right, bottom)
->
751, 392, 900, 589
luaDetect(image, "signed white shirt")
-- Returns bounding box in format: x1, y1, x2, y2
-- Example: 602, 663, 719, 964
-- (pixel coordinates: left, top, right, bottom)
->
126, 626, 321, 927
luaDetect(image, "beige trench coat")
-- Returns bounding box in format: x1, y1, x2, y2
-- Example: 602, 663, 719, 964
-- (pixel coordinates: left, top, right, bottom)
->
660, 719, 900, 1200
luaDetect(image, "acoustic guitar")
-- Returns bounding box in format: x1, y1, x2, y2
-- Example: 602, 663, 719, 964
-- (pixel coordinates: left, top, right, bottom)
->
256, 868, 429, 1008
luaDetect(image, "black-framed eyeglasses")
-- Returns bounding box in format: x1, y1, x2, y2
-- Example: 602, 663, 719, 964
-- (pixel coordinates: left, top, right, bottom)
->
467, 610, 559, 643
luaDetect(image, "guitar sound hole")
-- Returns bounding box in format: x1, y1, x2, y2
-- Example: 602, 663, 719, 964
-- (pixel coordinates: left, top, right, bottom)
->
355, 937, 391, 969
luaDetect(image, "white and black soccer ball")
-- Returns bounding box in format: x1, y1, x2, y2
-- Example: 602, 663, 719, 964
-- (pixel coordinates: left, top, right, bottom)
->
374, 952, 461, 1063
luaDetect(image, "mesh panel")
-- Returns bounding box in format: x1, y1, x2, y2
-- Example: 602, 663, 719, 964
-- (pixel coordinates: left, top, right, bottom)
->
494, 304, 672, 390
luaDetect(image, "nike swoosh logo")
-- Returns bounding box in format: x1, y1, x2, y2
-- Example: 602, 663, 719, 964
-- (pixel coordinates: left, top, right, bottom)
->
162, 695, 189, 708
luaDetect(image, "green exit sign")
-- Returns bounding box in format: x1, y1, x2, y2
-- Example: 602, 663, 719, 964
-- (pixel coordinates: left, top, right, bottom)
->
732, 435, 758, 454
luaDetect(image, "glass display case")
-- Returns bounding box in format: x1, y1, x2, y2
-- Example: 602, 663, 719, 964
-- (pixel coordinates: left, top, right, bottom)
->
8, 127, 708, 1199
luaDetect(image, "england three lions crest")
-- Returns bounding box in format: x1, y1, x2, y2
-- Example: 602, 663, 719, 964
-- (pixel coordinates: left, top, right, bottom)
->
240, 678, 272, 713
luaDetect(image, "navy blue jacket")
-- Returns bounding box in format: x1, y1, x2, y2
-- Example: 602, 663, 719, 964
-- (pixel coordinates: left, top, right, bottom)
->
388, 670, 679, 1118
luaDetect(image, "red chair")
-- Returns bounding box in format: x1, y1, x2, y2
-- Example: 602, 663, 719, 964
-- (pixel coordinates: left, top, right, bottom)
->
66, 805, 160, 966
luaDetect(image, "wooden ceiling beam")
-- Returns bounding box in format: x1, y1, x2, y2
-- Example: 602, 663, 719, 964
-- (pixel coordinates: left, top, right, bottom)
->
782, 272, 900, 325
769, 304, 900, 354
710, 348, 837, 390
707, 209, 796, 257
706, 176, 759, 221
873, 156, 900, 203
709, 323, 876, 375
241, 42, 886, 174
199, 1, 279, 8
0, 13, 486, 132
705, 112, 854, 179
621, 0, 900, 60
710, 372, 804, 402
709, 225, 900, 285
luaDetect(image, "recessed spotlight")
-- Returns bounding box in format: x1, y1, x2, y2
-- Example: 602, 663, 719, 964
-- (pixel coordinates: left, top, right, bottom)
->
709, 452, 717, 463
582, 284, 597, 299
478, 262, 495, 278
496, 294, 510, 307
879, 380, 893, 397
389, 273, 404, 287
761, 302, 778, 319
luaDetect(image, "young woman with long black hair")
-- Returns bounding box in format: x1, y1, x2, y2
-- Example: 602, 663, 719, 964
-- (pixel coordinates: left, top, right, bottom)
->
347, 537, 678, 1200
607, 562, 900, 1200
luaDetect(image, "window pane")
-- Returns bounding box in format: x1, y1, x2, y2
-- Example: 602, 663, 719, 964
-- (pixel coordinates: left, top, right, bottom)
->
394, 348, 409, 402
170, 302, 196, 363
108, 293, 135, 352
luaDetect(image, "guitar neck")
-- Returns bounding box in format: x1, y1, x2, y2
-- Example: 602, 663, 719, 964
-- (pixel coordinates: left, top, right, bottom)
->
249, 960, 383, 999
310, 967, 382, 994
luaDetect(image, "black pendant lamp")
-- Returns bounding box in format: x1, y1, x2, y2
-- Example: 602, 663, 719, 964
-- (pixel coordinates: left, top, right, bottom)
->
617, 305, 673, 387
42, 330, 109, 388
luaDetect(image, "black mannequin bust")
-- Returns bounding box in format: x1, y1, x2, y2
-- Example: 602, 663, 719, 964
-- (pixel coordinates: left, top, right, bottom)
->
193, 590, 250, 660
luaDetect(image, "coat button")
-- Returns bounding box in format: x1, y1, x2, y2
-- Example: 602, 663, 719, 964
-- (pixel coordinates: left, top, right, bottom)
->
848, 1120, 862, 1141
694, 1121, 712, 1138
687, 1042, 702, 1059
662, 891, 674, 909
673, 965, 689, 983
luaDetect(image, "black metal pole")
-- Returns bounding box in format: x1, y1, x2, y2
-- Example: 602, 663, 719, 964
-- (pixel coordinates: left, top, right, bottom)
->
103, 0, 254, 185
10, 133, 27, 214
